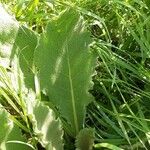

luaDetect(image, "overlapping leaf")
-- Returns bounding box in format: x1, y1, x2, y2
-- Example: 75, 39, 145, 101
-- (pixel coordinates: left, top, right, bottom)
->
28, 100, 64, 150
10, 26, 37, 90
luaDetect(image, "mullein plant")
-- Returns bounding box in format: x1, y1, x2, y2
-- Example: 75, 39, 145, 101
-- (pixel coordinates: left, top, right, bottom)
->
0, 4, 96, 150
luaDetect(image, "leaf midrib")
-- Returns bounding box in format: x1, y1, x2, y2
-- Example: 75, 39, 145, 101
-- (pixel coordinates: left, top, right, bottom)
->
66, 45, 79, 134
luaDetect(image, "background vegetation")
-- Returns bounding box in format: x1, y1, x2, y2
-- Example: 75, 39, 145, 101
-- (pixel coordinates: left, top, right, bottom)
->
0, 0, 150, 149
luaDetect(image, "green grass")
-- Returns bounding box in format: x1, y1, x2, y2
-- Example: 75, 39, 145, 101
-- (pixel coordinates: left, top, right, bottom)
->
0, 0, 150, 149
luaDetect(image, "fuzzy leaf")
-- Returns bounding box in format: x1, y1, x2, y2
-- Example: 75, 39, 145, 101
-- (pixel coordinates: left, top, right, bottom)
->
0, 4, 19, 67
34, 9, 96, 136
75, 128, 94, 150
29, 101, 63, 150
0, 4, 37, 91
10, 26, 37, 90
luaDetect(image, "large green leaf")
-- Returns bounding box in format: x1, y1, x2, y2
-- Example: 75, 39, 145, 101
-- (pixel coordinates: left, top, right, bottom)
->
34, 9, 96, 136
28, 100, 64, 150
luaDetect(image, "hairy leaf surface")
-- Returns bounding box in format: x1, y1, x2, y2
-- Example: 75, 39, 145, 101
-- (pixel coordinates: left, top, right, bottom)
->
34, 9, 96, 135
0, 5, 37, 91
0, 4, 19, 67
10, 26, 37, 90
29, 101, 64, 150
75, 128, 95, 150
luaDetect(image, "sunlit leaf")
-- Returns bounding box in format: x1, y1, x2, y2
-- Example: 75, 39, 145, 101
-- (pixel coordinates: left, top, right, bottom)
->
29, 101, 64, 150
34, 9, 96, 136
10, 26, 37, 90
0, 4, 19, 68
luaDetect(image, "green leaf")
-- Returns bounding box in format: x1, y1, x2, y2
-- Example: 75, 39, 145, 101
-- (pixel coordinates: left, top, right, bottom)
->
6, 126, 33, 150
75, 128, 95, 150
6, 141, 35, 150
34, 9, 96, 136
10, 26, 37, 90
29, 101, 64, 150
0, 4, 19, 67
0, 107, 13, 149
0, 106, 31, 150
0, 4, 37, 91
7, 124, 26, 142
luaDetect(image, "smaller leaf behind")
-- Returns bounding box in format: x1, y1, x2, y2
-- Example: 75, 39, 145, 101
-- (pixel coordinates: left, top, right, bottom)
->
75, 128, 95, 150
6, 124, 27, 142
10, 26, 37, 91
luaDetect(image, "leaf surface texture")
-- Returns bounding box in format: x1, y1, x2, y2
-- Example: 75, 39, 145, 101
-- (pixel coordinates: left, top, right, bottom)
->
34, 9, 96, 135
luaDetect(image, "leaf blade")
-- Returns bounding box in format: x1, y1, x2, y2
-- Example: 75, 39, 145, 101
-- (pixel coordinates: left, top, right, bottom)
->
29, 101, 64, 150
34, 9, 96, 135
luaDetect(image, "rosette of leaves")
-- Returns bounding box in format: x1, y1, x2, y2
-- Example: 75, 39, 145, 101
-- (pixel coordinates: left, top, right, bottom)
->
0, 4, 96, 150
